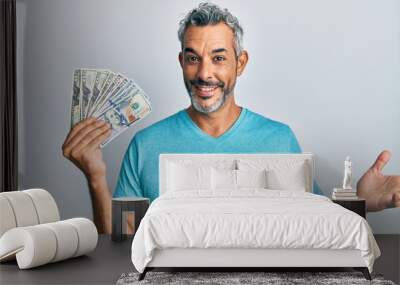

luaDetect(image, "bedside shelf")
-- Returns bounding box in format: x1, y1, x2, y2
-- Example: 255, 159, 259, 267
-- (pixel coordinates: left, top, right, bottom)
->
332, 198, 366, 218
112, 197, 150, 242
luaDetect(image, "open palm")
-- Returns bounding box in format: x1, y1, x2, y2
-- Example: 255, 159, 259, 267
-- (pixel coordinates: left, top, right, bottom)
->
357, 150, 400, 212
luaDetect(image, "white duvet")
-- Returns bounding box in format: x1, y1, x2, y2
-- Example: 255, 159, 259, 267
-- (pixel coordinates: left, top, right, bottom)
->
131, 189, 380, 273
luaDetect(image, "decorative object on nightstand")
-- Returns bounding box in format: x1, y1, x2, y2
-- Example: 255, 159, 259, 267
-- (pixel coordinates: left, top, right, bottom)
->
332, 156, 365, 217
112, 197, 149, 242
332, 156, 359, 200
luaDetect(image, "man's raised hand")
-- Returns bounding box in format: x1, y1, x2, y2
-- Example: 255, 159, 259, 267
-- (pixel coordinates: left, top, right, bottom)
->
62, 117, 112, 181
357, 150, 400, 212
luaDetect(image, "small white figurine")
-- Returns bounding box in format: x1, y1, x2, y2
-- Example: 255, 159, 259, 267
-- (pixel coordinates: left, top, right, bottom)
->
342, 156, 352, 190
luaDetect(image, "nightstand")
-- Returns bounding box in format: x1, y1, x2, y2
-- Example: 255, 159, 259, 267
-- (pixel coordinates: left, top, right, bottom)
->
112, 197, 149, 242
332, 198, 366, 218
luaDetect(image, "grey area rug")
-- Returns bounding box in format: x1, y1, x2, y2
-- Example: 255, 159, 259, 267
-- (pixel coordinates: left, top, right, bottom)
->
116, 271, 396, 285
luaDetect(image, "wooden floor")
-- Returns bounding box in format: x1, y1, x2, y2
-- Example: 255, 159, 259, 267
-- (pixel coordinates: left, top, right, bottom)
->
373, 235, 400, 284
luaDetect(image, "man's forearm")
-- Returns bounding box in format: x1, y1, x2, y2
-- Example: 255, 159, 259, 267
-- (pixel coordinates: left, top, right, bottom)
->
87, 175, 112, 234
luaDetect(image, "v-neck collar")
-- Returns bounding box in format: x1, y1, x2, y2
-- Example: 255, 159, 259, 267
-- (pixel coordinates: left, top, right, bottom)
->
181, 107, 247, 142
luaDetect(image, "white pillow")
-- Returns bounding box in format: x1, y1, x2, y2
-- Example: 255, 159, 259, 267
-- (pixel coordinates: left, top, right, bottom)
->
236, 169, 268, 189
266, 162, 307, 191
212, 168, 236, 190
167, 162, 212, 191
211, 169, 268, 190
237, 159, 310, 192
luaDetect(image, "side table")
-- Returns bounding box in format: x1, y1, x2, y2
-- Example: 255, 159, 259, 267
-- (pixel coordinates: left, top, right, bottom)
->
332, 198, 366, 218
112, 197, 149, 241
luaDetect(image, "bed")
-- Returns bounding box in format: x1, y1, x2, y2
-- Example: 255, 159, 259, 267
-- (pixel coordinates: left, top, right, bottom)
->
130, 153, 381, 280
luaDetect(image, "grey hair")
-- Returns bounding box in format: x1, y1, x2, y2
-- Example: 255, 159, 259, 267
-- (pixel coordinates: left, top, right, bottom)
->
178, 2, 244, 57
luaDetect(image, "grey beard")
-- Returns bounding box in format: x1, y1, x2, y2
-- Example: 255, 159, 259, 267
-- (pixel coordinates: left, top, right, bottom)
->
189, 88, 234, 114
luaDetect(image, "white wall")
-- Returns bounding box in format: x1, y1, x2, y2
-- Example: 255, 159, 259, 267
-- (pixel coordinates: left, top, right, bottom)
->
16, 0, 399, 233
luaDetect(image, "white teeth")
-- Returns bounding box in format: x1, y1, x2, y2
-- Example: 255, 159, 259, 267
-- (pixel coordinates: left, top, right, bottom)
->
197, 86, 217, 92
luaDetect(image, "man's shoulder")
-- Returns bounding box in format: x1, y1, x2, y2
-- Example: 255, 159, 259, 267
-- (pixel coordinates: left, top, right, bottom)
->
245, 108, 292, 133
244, 108, 300, 152
134, 109, 184, 141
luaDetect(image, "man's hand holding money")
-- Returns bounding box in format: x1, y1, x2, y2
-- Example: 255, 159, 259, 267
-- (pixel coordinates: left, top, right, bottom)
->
61, 69, 152, 233
62, 117, 113, 234
62, 117, 111, 181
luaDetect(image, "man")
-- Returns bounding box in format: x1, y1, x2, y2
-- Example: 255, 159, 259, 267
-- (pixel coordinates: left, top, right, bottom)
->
62, 3, 400, 234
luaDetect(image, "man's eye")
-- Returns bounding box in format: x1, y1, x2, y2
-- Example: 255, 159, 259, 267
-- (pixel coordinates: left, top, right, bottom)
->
214, 56, 225, 62
186, 56, 199, 63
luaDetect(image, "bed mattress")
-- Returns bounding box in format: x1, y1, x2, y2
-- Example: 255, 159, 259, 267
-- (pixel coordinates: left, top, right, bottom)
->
131, 189, 380, 273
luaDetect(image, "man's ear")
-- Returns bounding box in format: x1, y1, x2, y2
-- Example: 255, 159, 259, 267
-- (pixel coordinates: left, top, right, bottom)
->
178, 52, 184, 68
236, 50, 249, 77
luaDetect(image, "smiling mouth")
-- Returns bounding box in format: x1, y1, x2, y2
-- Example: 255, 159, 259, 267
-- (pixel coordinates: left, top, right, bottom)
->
194, 85, 219, 99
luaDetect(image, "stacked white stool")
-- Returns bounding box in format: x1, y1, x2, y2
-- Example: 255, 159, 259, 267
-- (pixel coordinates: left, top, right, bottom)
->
0, 189, 98, 269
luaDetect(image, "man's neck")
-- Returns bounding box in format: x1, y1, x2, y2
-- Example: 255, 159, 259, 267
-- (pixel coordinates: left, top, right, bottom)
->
186, 98, 242, 138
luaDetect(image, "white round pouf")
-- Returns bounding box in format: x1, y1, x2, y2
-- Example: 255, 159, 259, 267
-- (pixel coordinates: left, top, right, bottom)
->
0, 192, 39, 227
0, 225, 57, 269
24, 188, 60, 224
64, 218, 98, 257
0, 196, 17, 237
0, 218, 98, 269
42, 221, 79, 262
0, 189, 98, 269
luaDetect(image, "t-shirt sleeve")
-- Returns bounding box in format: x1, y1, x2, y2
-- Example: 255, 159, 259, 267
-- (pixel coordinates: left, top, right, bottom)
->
286, 126, 302, 153
286, 126, 324, 196
113, 137, 143, 198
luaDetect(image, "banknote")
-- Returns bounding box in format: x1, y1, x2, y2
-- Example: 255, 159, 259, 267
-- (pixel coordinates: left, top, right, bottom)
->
80, 69, 97, 119
70, 69, 82, 127
70, 68, 152, 148
86, 69, 110, 118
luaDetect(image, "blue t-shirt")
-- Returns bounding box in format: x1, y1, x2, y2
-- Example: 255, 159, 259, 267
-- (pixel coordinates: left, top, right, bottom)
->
113, 107, 322, 201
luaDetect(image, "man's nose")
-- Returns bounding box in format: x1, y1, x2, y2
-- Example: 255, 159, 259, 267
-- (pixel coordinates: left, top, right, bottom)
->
196, 59, 214, 81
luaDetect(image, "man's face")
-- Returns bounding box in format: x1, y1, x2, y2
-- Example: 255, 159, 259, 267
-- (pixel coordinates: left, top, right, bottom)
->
179, 22, 247, 114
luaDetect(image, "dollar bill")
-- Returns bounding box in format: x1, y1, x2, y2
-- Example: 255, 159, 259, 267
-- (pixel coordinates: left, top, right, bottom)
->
86, 69, 110, 117
70, 69, 82, 127
89, 71, 116, 117
93, 77, 130, 117
95, 80, 138, 117
99, 92, 151, 147
70, 68, 152, 147
91, 74, 125, 115
80, 69, 97, 119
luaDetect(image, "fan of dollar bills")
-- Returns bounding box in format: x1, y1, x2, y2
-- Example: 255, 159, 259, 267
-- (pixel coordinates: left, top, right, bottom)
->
70, 69, 152, 147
